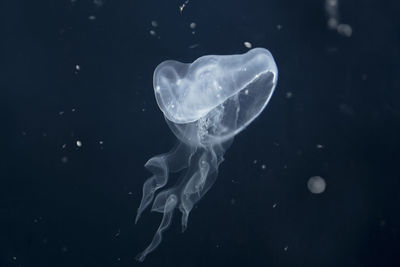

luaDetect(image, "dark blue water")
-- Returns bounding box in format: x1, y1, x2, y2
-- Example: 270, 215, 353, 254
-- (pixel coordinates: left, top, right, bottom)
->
1, 0, 399, 266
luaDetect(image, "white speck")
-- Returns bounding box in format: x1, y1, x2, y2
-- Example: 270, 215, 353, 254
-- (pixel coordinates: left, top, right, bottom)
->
61, 156, 68, 163
244, 89, 249, 95
99, 141, 103, 145
115, 229, 121, 237
327, 18, 338, 29
179, 0, 189, 13
93, 0, 104, 7
244, 41, 252, 48
88, 15, 96, 20
171, 104, 175, 108
316, 144, 324, 149
337, 24, 352, 37
261, 164, 267, 170
71, 108, 76, 112
59, 111, 64, 115
189, 44, 200, 49
230, 198, 236, 205
12, 256, 17, 261
156, 86, 161, 92
286, 91, 293, 98
76, 140, 82, 147
190, 22, 196, 29
277, 24, 283, 30
151, 20, 158, 27
149, 30, 156, 36
272, 203, 277, 208
284, 246, 288, 251
128, 191, 133, 195
142, 108, 146, 112
253, 159, 258, 164
75, 65, 80, 71
307, 176, 326, 194
62, 144, 67, 149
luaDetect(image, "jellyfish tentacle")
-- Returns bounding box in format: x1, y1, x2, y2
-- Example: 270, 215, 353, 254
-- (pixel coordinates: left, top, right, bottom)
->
179, 147, 223, 232
136, 194, 178, 262
136, 144, 196, 224
135, 155, 169, 224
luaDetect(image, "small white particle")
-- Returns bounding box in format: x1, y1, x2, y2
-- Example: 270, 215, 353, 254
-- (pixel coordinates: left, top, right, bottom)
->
62, 144, 67, 149
190, 22, 196, 29
12, 256, 17, 261
277, 24, 283, 30
93, 0, 104, 7
316, 144, 324, 149
307, 176, 327, 194
61, 156, 68, 163
244, 41, 252, 48
284, 246, 288, 251
59, 111, 65, 115
71, 108, 76, 112
272, 203, 277, 208
244, 89, 249, 95
115, 229, 121, 237
253, 159, 258, 164
76, 140, 82, 147
151, 20, 158, 27
99, 141, 103, 145
149, 30, 156, 36
261, 164, 267, 170
337, 24, 352, 37
286, 91, 293, 99
75, 65, 80, 71
88, 15, 96, 20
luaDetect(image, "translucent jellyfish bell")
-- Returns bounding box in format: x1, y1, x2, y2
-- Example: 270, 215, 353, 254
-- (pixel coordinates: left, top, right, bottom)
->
135, 48, 278, 261
154, 48, 278, 146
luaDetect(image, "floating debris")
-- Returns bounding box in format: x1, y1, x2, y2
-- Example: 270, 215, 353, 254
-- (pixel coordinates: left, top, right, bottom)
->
307, 176, 326, 194
189, 44, 200, 49
76, 140, 82, 147
151, 20, 158, 27
179, 0, 189, 13
261, 164, 267, 170
337, 24, 352, 37
190, 22, 196, 29
244, 41, 252, 49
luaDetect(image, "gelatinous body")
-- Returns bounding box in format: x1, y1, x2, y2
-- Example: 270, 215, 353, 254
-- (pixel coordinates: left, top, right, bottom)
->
135, 48, 278, 261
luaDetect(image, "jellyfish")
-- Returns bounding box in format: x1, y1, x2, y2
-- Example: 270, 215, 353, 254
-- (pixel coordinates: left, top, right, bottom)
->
135, 47, 278, 261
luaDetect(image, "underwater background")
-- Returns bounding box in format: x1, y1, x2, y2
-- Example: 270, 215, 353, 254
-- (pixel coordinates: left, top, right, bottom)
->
1, 0, 399, 266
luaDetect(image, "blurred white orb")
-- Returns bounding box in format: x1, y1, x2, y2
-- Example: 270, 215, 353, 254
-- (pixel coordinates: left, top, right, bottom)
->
307, 176, 326, 194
